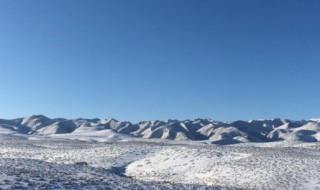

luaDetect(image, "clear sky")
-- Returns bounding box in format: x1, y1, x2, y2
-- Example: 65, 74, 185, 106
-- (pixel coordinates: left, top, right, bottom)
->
0, 0, 319, 122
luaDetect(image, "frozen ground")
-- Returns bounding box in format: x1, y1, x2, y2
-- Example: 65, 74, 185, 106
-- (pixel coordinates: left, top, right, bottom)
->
0, 134, 320, 189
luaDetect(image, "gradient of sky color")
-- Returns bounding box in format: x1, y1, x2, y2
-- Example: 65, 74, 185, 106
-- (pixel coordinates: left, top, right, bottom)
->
0, 0, 319, 122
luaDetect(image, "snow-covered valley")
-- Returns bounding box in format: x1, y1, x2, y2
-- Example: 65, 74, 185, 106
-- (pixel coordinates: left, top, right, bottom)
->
1, 116, 320, 189
1, 135, 320, 189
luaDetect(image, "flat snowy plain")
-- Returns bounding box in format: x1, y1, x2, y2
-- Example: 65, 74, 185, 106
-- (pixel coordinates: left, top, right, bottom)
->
1, 134, 320, 190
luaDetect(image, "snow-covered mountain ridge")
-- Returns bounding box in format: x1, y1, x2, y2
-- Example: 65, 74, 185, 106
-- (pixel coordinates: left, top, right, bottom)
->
1, 115, 320, 144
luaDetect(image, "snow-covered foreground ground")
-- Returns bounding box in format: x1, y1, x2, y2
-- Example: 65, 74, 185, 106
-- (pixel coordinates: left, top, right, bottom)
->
1, 134, 320, 189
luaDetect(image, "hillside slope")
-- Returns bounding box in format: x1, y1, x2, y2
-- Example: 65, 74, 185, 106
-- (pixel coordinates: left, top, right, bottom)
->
1, 115, 319, 144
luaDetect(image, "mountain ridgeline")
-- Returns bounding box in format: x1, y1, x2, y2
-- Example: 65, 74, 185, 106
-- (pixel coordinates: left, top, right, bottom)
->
1, 115, 320, 144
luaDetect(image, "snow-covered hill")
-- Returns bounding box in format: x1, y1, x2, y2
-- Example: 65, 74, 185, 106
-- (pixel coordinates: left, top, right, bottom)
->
1, 115, 320, 144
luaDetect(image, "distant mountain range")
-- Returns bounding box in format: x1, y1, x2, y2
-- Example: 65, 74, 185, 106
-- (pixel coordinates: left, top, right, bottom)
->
1, 115, 320, 144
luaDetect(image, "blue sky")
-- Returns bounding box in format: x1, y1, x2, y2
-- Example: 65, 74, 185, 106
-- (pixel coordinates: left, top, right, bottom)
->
0, 0, 319, 122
